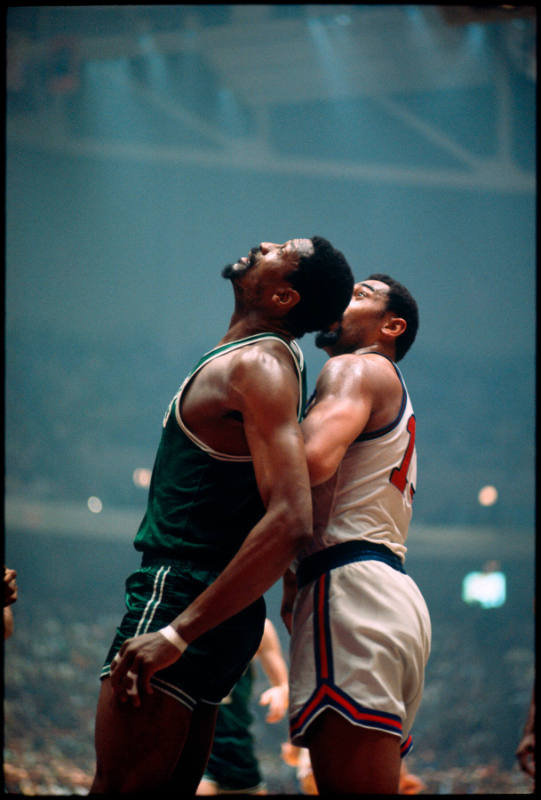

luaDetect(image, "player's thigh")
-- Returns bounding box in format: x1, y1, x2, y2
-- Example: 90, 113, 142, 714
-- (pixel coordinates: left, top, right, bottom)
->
93, 676, 193, 792
307, 709, 401, 795
168, 701, 219, 794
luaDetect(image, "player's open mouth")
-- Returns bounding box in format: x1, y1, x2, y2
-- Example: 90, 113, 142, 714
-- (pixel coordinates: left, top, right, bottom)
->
222, 248, 259, 280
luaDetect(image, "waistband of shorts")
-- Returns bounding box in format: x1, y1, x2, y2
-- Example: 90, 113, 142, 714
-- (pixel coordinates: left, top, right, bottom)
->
140, 551, 225, 575
296, 540, 406, 588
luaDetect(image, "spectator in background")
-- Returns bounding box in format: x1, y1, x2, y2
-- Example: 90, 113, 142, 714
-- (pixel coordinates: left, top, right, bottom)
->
4, 566, 18, 639
399, 761, 427, 794
281, 743, 317, 794
516, 682, 535, 786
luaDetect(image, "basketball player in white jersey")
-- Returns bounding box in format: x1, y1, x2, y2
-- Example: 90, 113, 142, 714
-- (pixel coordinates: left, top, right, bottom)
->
282, 274, 431, 794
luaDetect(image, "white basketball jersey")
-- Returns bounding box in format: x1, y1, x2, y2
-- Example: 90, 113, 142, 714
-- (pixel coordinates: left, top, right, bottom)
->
302, 354, 416, 563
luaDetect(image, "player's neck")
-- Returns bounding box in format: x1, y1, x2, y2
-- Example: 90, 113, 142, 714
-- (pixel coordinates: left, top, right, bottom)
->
221, 311, 295, 344
354, 343, 391, 358
326, 342, 394, 359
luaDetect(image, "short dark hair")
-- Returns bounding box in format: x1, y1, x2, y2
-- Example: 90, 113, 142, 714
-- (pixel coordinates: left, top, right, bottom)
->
366, 273, 418, 361
283, 236, 354, 338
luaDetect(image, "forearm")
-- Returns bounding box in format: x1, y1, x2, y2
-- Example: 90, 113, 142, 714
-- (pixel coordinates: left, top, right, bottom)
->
171, 508, 311, 644
261, 652, 288, 688
257, 620, 289, 723
258, 625, 289, 688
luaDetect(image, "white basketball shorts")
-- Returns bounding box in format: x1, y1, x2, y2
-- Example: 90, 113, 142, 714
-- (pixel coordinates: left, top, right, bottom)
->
288, 558, 431, 754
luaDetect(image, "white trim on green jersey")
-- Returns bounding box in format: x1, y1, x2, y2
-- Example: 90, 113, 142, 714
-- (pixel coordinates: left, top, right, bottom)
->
168, 334, 305, 463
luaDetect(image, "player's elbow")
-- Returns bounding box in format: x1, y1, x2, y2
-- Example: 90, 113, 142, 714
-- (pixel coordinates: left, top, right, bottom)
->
307, 452, 338, 487
291, 518, 313, 552
275, 502, 312, 554
308, 462, 330, 487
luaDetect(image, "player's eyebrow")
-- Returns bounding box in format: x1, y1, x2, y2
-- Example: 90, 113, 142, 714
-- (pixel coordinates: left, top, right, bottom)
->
360, 282, 376, 292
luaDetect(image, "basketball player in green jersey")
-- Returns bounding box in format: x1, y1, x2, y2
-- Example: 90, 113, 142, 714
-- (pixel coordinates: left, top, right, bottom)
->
90, 237, 353, 793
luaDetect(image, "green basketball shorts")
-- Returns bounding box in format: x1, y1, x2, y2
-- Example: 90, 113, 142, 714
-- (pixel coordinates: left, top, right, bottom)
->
100, 555, 266, 711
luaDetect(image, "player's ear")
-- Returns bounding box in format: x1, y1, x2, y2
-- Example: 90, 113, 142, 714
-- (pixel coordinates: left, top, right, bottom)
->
272, 286, 300, 310
382, 314, 406, 339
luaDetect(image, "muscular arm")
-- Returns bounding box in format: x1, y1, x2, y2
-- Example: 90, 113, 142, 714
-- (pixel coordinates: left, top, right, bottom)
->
177, 348, 312, 640
302, 356, 374, 486
302, 353, 404, 486
279, 355, 386, 634
111, 346, 312, 700
279, 357, 374, 637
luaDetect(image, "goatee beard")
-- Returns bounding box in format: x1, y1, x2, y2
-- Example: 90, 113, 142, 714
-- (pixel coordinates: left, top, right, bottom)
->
222, 247, 259, 280
315, 327, 341, 349
221, 263, 238, 280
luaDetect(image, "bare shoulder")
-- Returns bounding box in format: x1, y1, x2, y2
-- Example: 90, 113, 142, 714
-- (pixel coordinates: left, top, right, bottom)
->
318, 353, 358, 381
317, 352, 399, 397
226, 338, 300, 411
358, 352, 401, 387
229, 338, 299, 385
316, 353, 365, 391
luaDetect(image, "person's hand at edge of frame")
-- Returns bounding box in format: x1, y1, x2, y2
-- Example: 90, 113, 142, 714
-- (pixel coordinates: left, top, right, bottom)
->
4, 567, 18, 607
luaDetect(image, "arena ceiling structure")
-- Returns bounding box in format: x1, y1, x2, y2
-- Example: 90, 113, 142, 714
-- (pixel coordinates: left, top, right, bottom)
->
6, 4, 536, 193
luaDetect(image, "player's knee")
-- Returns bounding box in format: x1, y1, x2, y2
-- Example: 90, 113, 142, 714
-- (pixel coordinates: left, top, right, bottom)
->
93, 739, 170, 793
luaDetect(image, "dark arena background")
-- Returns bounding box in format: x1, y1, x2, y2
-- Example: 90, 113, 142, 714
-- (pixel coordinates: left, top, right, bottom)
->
5, 5, 535, 795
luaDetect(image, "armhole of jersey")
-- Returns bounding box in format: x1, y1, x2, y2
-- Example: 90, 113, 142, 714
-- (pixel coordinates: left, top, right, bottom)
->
355, 353, 408, 442
174, 334, 304, 461
276, 337, 305, 420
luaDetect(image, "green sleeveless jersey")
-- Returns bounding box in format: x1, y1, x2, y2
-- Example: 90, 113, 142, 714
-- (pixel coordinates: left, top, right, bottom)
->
134, 334, 307, 568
